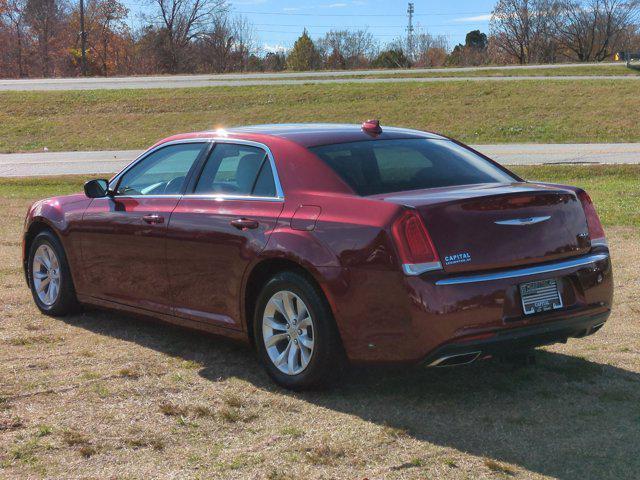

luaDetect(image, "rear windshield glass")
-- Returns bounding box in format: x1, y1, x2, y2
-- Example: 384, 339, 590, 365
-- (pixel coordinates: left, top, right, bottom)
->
310, 139, 516, 196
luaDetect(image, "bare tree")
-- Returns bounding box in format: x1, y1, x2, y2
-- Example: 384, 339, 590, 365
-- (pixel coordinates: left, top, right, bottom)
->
317, 29, 378, 69
196, 12, 254, 72
413, 32, 449, 66
24, 0, 64, 76
385, 29, 448, 66
228, 14, 256, 71
554, 0, 640, 61
1, 0, 28, 76
89, 0, 129, 75
148, 0, 227, 72
490, 0, 559, 64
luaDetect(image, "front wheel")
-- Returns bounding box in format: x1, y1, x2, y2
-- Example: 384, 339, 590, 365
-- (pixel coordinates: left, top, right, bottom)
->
253, 271, 346, 390
28, 230, 79, 316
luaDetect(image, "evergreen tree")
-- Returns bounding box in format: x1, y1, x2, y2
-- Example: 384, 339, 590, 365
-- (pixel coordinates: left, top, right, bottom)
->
286, 29, 321, 71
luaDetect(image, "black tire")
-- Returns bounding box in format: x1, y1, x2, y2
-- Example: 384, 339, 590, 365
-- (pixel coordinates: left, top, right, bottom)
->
27, 230, 79, 316
253, 271, 346, 390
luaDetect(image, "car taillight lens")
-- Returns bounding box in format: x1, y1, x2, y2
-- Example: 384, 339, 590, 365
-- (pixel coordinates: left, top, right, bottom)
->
577, 190, 606, 243
392, 210, 439, 265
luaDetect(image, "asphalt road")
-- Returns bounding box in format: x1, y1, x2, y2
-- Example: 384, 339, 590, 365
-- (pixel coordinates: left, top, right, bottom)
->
0, 62, 632, 91
1, 143, 638, 177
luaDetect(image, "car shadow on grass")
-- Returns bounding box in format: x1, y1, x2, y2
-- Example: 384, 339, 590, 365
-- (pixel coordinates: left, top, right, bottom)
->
64, 309, 639, 480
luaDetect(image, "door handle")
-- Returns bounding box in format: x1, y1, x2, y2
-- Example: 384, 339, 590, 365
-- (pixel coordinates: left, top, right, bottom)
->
142, 214, 164, 224
230, 218, 259, 230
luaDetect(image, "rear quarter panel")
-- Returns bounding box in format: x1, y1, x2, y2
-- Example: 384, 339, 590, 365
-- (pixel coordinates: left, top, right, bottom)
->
258, 190, 411, 361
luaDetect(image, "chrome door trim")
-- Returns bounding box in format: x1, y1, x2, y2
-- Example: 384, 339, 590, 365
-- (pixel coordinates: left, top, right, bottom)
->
183, 194, 284, 202
435, 253, 609, 286
112, 194, 183, 199
108, 137, 285, 200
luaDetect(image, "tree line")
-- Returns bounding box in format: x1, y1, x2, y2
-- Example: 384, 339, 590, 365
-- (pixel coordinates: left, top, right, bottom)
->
0, 0, 638, 78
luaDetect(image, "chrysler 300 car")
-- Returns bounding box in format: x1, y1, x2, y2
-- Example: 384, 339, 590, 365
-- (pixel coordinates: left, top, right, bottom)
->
23, 122, 613, 389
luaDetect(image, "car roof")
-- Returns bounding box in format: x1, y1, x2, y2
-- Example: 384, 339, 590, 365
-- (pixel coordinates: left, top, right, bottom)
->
155, 123, 447, 149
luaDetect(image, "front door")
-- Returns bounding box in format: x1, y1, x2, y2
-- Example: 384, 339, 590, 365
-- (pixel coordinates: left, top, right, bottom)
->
166, 142, 284, 329
79, 142, 207, 312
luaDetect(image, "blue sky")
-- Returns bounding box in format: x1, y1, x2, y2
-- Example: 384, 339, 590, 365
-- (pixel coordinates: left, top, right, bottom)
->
124, 0, 496, 53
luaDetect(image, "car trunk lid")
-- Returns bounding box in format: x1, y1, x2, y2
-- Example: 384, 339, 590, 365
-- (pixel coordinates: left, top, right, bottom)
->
378, 182, 591, 273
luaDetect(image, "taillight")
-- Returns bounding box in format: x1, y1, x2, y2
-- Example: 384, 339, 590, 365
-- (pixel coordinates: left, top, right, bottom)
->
392, 210, 440, 275
577, 190, 606, 244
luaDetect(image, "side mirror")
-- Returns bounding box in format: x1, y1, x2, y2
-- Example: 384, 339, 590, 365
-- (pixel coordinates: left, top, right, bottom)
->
84, 179, 110, 198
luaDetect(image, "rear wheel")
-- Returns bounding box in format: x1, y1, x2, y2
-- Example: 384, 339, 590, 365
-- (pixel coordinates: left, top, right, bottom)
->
28, 230, 79, 316
253, 271, 345, 390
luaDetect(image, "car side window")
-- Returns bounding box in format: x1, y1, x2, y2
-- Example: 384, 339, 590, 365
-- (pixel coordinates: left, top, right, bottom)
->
252, 161, 277, 197
116, 143, 205, 196
194, 144, 277, 197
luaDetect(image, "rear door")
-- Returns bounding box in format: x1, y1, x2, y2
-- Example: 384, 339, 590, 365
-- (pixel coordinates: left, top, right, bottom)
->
80, 142, 207, 312
166, 142, 284, 330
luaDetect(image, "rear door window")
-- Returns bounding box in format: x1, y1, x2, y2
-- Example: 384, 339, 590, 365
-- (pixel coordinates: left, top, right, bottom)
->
310, 139, 516, 196
194, 143, 276, 196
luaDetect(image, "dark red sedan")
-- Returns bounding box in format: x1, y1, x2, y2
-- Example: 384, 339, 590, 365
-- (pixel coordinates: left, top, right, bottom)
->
23, 122, 613, 389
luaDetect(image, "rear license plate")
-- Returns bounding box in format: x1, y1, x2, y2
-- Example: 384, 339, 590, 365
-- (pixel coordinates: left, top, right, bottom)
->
519, 279, 563, 315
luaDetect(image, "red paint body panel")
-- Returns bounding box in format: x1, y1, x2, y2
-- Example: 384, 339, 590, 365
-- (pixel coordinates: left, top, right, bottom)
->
79, 196, 180, 313
23, 124, 614, 366
375, 182, 591, 273
166, 197, 284, 329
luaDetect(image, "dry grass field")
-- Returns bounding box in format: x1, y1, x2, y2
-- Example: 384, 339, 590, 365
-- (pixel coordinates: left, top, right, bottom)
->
1, 171, 639, 479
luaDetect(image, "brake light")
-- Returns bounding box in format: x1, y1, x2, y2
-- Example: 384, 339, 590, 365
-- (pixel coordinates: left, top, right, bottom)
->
577, 190, 606, 244
362, 119, 382, 135
392, 210, 440, 274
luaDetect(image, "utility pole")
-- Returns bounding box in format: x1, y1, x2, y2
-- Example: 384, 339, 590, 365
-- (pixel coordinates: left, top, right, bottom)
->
79, 0, 87, 76
406, 2, 415, 63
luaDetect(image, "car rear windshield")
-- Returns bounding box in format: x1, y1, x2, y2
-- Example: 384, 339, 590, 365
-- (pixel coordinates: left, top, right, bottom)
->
310, 138, 516, 196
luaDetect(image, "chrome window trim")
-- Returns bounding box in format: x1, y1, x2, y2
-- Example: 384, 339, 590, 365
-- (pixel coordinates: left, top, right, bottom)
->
109, 194, 183, 199
435, 253, 609, 286
184, 194, 284, 203
109, 137, 285, 200
108, 138, 210, 194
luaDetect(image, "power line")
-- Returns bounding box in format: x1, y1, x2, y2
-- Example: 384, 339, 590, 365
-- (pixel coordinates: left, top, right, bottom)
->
251, 23, 476, 29
233, 10, 491, 17
252, 29, 456, 38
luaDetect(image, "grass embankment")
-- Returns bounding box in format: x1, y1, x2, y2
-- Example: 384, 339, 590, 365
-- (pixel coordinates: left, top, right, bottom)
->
0, 168, 638, 479
1, 79, 639, 153
286, 64, 639, 80
510, 165, 640, 228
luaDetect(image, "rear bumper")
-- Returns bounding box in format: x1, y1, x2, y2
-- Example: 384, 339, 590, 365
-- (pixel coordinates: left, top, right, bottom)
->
422, 309, 610, 367
333, 249, 613, 364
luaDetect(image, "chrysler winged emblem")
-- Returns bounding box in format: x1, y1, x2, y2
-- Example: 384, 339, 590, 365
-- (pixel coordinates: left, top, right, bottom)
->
494, 216, 551, 226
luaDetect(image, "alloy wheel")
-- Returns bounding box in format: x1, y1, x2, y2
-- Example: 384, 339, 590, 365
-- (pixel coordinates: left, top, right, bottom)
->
32, 244, 61, 306
262, 290, 315, 375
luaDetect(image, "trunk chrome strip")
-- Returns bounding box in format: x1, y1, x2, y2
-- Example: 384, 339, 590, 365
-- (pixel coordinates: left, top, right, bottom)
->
435, 253, 609, 286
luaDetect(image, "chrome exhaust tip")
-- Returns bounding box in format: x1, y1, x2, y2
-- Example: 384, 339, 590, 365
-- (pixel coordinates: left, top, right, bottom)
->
428, 351, 482, 367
